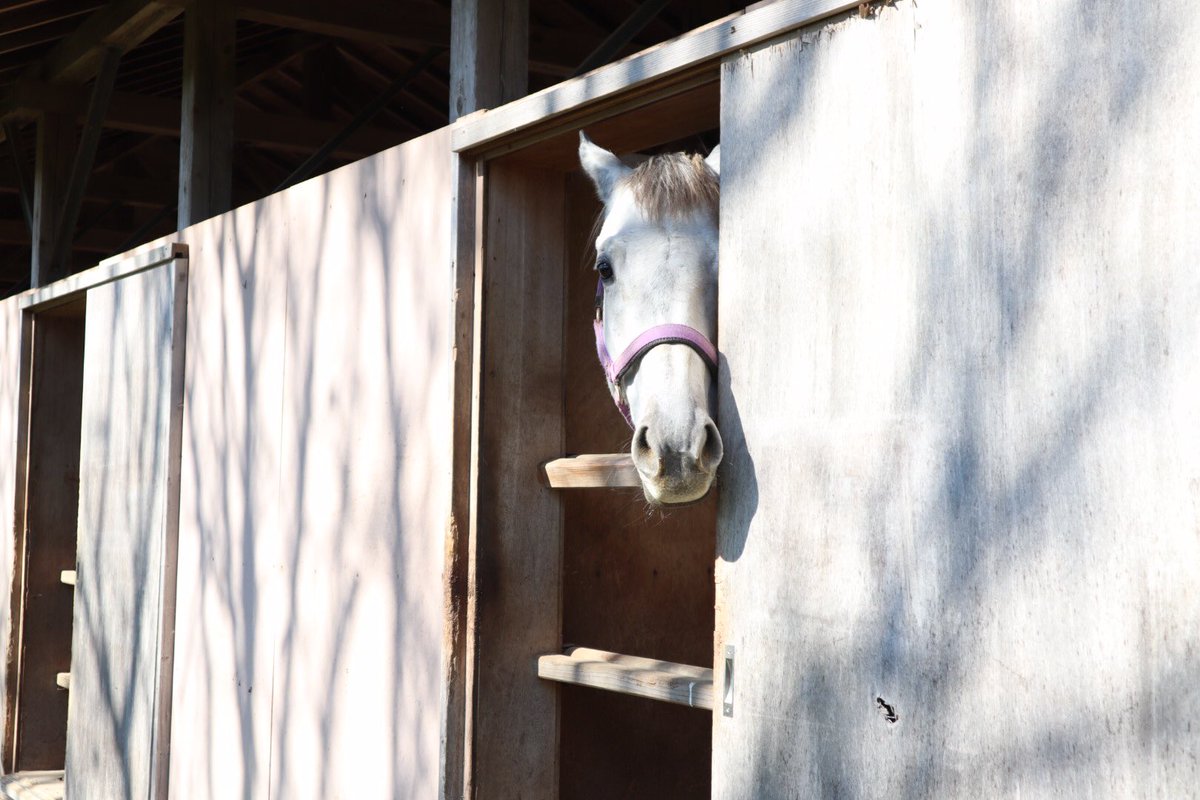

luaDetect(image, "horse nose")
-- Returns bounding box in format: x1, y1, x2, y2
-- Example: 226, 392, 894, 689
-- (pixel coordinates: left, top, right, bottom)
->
632, 415, 723, 480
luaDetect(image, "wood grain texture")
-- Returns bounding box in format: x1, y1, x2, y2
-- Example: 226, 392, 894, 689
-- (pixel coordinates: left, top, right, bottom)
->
540, 453, 639, 488
714, 2, 1200, 796
177, 0, 234, 227
0, 770, 64, 800
0, 297, 19, 768
539, 648, 713, 710
168, 128, 452, 800
11, 306, 85, 771
65, 259, 185, 800
450, 0, 529, 121
30, 113, 74, 287
470, 163, 566, 800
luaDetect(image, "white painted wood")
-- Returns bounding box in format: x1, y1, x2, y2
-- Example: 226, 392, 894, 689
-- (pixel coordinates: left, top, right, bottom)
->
58, 572, 74, 587
538, 647, 713, 710
65, 257, 187, 800
20, 243, 186, 311
715, 2, 1200, 796
52, 675, 67, 692
168, 127, 452, 800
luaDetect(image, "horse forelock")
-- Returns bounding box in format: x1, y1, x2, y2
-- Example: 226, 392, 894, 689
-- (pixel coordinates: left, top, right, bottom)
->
623, 152, 718, 223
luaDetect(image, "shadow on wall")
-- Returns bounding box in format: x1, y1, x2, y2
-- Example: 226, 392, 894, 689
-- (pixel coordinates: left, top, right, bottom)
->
170, 130, 450, 799
718, 1, 1200, 797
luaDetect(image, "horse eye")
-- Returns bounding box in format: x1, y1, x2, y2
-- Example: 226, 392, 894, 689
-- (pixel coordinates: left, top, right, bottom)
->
596, 257, 615, 282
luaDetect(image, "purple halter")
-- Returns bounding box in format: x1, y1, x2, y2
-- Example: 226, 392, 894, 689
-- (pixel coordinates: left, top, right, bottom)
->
593, 277, 719, 428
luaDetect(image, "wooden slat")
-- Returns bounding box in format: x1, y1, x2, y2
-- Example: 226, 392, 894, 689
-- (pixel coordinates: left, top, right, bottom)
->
53, 674, 68, 691
58, 571, 75, 587
451, 0, 861, 154
538, 647, 713, 710
540, 453, 639, 488
0, 770, 66, 800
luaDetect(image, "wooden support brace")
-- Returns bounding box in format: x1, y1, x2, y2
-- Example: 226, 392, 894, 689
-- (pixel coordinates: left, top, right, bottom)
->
48, 47, 122, 279
178, 0, 234, 228
572, 0, 672, 77
540, 453, 639, 488
2, 121, 34, 232
538, 647, 713, 710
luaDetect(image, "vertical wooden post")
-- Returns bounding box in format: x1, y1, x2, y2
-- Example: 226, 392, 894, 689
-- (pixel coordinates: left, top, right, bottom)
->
31, 113, 75, 287
178, 0, 234, 228
449, 0, 529, 121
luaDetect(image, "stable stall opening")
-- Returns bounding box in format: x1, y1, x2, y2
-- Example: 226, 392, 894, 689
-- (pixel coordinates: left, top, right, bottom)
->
4, 296, 86, 773
469, 78, 719, 799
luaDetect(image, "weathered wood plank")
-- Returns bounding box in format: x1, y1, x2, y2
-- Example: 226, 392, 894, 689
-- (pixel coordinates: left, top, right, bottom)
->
9, 305, 85, 770
715, 3, 1200, 797
65, 257, 186, 800
540, 453, 639, 488
451, 0, 860, 153
30, 112, 73, 286
470, 163, 565, 800
449, 0, 528, 121
0, 770, 65, 800
538, 647, 713, 710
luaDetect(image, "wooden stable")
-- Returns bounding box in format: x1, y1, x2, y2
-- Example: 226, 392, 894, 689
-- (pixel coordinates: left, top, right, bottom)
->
3, 0, 1200, 798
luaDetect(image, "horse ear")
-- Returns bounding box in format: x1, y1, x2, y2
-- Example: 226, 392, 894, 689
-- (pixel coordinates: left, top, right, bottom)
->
705, 145, 721, 176
579, 131, 632, 204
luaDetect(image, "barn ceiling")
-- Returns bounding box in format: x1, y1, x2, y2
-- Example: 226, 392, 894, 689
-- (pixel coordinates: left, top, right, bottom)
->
0, 0, 736, 298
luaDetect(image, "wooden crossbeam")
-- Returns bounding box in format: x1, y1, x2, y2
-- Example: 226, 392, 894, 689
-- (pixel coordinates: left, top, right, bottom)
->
0, 219, 126, 253
3, 82, 398, 158
34, 0, 180, 84
0, 166, 173, 207
538, 647, 713, 710
48, 47, 121, 277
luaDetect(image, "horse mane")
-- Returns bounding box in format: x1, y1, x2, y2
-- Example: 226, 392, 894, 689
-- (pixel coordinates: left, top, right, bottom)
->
624, 152, 718, 223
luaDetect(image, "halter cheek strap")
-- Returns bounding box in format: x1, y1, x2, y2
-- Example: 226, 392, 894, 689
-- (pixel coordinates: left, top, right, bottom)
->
594, 278, 719, 428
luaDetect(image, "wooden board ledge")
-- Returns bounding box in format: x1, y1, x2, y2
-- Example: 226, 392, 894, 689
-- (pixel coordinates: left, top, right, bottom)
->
538, 646, 713, 710
0, 771, 64, 800
540, 453, 640, 489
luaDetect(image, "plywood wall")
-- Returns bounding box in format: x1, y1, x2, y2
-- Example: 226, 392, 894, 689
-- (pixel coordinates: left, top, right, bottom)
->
168, 127, 452, 799
714, 1, 1200, 796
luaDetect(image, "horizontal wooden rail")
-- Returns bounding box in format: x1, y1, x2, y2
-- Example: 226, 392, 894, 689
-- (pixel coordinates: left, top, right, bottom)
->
0, 770, 65, 800
538, 646, 713, 710
540, 454, 639, 488
60, 570, 76, 586
55, 673, 70, 690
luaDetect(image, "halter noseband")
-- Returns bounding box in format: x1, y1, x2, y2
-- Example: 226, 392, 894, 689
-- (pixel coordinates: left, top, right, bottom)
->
593, 278, 719, 428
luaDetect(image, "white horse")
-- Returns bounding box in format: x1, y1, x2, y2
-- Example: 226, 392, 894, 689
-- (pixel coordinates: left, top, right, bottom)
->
579, 132, 723, 505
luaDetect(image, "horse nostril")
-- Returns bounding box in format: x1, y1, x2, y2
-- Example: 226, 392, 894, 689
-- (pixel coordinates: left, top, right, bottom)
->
632, 425, 663, 477
699, 420, 723, 473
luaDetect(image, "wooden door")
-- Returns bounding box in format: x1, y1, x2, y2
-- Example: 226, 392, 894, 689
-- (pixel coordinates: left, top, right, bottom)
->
64, 256, 187, 800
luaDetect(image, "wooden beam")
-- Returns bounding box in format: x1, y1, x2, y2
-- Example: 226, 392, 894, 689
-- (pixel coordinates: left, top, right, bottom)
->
2, 120, 34, 231
178, 0, 234, 227
0, 166, 174, 208
30, 112, 73, 286
450, 0, 529, 121
0, 219, 126, 254
540, 453, 640, 488
3, 82, 398, 158
537, 647, 714, 710
49, 47, 121, 276
452, 0, 861, 154
572, 0, 671, 77
35, 0, 180, 84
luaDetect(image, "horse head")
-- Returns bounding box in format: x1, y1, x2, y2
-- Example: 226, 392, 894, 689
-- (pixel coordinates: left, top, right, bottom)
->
579, 132, 723, 505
